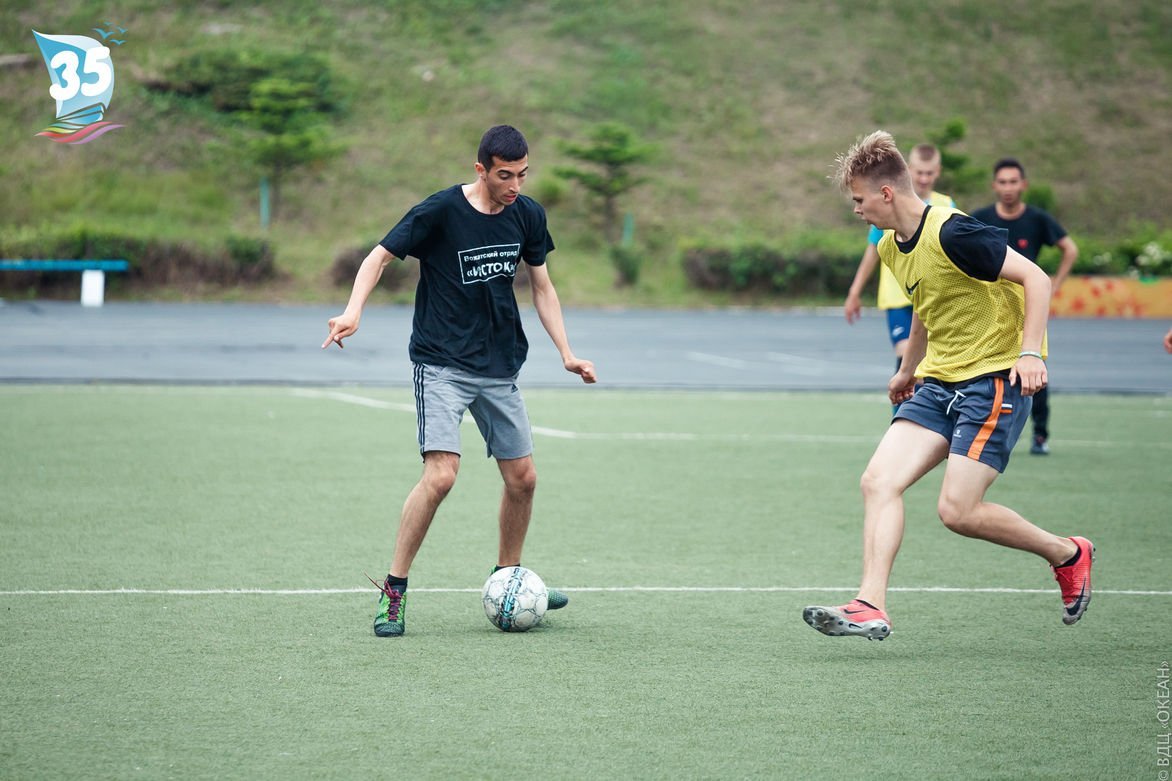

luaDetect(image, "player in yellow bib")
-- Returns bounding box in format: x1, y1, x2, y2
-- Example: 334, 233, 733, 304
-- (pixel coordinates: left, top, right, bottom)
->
844, 144, 954, 404
803, 131, 1094, 641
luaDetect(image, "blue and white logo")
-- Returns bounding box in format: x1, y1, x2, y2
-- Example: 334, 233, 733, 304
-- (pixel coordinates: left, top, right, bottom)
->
33, 26, 126, 144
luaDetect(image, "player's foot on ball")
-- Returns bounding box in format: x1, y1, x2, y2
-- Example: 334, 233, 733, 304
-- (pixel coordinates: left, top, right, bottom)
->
803, 599, 891, 641
1052, 536, 1094, 625
370, 575, 406, 637
546, 588, 569, 610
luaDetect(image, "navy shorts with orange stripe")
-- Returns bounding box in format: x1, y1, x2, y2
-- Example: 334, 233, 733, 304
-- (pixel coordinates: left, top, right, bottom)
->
894, 374, 1032, 472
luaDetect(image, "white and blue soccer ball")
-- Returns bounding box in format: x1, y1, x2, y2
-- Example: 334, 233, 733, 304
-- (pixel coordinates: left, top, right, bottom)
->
482, 566, 548, 632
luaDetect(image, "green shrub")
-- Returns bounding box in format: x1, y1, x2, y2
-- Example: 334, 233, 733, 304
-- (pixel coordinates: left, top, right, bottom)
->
680, 233, 860, 296
0, 227, 277, 298
225, 236, 276, 281
685, 225, 1172, 300
161, 49, 342, 115
1049, 225, 1172, 278
330, 245, 419, 292
532, 177, 568, 209
609, 244, 643, 286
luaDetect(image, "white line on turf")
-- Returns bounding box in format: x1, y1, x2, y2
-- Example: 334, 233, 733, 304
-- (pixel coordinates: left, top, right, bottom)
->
1, 586, 1169, 596
291, 387, 1172, 448
292, 387, 879, 443
290, 388, 415, 413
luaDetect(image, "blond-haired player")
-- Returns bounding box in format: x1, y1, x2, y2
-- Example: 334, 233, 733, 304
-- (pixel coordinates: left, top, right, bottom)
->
803, 131, 1094, 640
844, 144, 953, 406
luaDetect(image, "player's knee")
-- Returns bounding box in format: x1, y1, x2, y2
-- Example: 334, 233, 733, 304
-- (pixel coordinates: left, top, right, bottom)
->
422, 461, 459, 498
937, 497, 978, 536
504, 463, 537, 497
859, 467, 892, 502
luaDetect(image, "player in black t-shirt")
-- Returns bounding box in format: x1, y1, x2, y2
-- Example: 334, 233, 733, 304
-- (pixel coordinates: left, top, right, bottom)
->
324, 125, 596, 637
972, 158, 1079, 456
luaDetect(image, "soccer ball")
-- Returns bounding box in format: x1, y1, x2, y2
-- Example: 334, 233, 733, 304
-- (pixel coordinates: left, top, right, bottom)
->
482, 566, 548, 632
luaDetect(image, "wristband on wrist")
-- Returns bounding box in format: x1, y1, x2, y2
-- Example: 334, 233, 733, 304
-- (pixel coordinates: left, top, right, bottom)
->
1019, 350, 1044, 360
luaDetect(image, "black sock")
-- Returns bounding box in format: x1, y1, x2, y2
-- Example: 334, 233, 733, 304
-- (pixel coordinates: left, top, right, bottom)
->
386, 574, 408, 589
493, 563, 521, 573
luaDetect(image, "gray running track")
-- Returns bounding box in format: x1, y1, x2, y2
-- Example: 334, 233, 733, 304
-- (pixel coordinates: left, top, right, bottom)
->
0, 300, 1169, 393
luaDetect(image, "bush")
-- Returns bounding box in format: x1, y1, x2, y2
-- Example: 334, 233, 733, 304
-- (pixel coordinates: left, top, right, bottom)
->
330, 245, 419, 291
680, 233, 860, 296
0, 227, 276, 298
685, 226, 1172, 300
1043, 225, 1172, 278
225, 236, 276, 281
609, 244, 643, 286
160, 49, 342, 115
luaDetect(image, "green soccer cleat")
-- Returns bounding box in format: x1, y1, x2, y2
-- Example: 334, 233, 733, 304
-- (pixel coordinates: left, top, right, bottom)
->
370, 575, 407, 637
492, 565, 569, 611
546, 587, 569, 610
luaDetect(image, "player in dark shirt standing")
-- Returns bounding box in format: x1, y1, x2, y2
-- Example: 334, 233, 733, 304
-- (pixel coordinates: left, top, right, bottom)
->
972, 158, 1079, 455
324, 125, 596, 637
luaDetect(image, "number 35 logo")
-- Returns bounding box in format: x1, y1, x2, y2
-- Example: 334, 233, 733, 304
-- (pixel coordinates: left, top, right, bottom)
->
47, 46, 113, 102
32, 29, 126, 144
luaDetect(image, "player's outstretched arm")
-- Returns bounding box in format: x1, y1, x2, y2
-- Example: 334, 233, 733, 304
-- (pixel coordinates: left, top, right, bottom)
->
844, 243, 881, 324
528, 263, 596, 384
998, 248, 1051, 396
889, 312, 925, 405
322, 245, 395, 349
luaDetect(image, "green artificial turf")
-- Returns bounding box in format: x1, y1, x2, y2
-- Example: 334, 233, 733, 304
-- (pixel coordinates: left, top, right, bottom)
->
1, 386, 1168, 779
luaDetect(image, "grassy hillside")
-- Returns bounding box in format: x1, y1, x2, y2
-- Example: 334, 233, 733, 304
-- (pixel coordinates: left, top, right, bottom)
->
3, 0, 1170, 304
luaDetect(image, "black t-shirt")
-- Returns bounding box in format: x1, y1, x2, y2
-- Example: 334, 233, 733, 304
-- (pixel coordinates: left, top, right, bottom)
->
379, 185, 554, 377
970, 204, 1067, 263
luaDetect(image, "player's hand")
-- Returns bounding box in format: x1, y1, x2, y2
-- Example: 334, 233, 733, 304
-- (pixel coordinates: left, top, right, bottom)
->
565, 357, 596, 384
322, 313, 358, 349
1164, 328, 1172, 354
888, 371, 916, 406
1009, 355, 1047, 396
844, 293, 862, 324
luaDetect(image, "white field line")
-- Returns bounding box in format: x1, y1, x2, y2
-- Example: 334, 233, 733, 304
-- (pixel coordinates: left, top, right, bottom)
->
292, 388, 1171, 448
1, 586, 1169, 597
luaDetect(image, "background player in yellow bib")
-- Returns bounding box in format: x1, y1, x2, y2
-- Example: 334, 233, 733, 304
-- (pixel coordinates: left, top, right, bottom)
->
803, 131, 1094, 641
844, 144, 954, 403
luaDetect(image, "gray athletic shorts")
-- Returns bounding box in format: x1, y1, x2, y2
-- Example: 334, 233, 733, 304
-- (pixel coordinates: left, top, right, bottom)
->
412, 363, 533, 459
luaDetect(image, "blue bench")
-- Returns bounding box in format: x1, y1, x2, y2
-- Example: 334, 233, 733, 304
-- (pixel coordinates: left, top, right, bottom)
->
0, 259, 130, 306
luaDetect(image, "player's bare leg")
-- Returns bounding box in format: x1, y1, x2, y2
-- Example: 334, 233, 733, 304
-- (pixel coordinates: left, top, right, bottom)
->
936, 454, 1076, 564
374, 451, 460, 637
857, 421, 950, 610
389, 451, 460, 577
937, 453, 1094, 624
496, 455, 536, 567
804, 420, 947, 639
495, 454, 568, 610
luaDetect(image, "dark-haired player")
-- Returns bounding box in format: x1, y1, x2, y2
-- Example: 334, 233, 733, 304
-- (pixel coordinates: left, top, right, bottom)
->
324, 125, 596, 637
972, 158, 1079, 455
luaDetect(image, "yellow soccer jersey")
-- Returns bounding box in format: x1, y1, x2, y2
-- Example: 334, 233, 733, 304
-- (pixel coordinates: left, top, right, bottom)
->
876, 191, 954, 310
878, 205, 1048, 383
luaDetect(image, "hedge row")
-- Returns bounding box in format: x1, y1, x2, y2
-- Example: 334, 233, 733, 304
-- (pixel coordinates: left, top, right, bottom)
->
0, 229, 275, 297
681, 239, 859, 295
682, 229, 1172, 295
